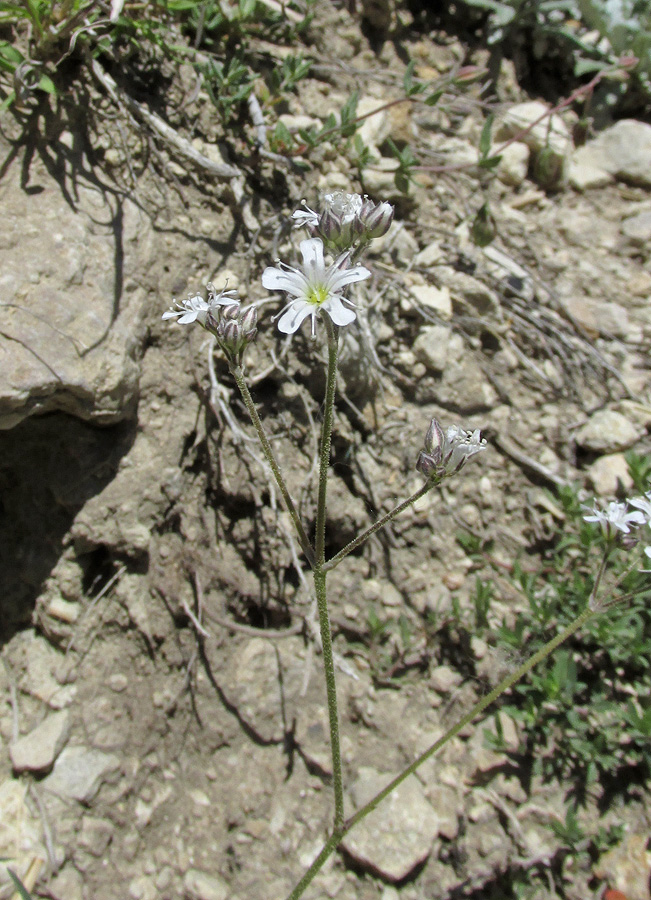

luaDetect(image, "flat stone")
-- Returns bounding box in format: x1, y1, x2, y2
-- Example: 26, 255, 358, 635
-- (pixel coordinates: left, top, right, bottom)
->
0, 181, 149, 428
560, 294, 631, 340
429, 665, 462, 694
342, 767, 441, 882
576, 410, 641, 454
568, 158, 613, 191
10, 710, 71, 773
576, 119, 651, 187
183, 869, 229, 900
495, 141, 530, 187
41, 745, 120, 802
494, 101, 571, 187
621, 210, 651, 245
587, 453, 634, 496
410, 284, 452, 318
414, 326, 460, 372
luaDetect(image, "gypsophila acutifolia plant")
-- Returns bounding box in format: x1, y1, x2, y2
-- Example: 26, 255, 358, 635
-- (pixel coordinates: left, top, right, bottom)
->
163, 191, 651, 899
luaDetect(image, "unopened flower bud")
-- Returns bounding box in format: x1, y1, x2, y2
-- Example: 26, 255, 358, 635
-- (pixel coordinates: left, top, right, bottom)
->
222, 303, 240, 320
241, 306, 258, 339
417, 418, 486, 481
361, 200, 394, 239
454, 65, 489, 85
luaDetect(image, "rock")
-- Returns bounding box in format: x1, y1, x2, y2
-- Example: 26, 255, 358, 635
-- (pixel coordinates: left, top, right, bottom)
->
414, 241, 444, 267
621, 210, 651, 245
356, 96, 390, 148
42, 745, 120, 802
594, 833, 651, 900
277, 113, 320, 132
575, 120, 651, 187
576, 410, 641, 454
560, 294, 631, 340
587, 453, 634, 496
414, 326, 461, 372
342, 767, 441, 882
10, 710, 71, 773
361, 156, 401, 198
128, 875, 158, 900
495, 141, 530, 187
0, 780, 48, 893
78, 816, 114, 856
568, 158, 613, 191
429, 665, 462, 694
183, 869, 229, 900
0, 183, 149, 428
48, 866, 84, 900
409, 285, 452, 318
494, 101, 571, 187
16, 631, 76, 709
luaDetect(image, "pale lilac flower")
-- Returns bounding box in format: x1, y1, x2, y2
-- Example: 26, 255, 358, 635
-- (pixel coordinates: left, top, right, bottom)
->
629, 492, 651, 525
416, 419, 487, 480
162, 284, 238, 327
262, 237, 370, 336
582, 500, 645, 539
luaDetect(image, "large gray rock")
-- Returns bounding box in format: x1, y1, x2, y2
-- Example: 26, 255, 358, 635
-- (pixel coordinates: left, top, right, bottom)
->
573, 120, 651, 187
10, 709, 71, 773
41, 745, 120, 802
342, 767, 441, 882
0, 163, 152, 428
576, 409, 641, 454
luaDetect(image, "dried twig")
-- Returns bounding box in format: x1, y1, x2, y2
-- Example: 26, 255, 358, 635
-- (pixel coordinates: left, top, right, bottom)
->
90, 58, 241, 179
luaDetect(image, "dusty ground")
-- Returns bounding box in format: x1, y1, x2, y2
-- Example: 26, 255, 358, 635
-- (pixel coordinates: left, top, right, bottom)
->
1, 2, 651, 900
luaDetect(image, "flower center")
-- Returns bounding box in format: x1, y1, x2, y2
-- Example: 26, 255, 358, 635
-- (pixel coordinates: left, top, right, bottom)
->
306, 285, 329, 306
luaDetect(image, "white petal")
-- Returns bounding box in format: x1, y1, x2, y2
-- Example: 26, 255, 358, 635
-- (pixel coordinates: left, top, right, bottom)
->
177, 311, 199, 324
324, 296, 356, 327
277, 301, 315, 334
262, 266, 307, 297
327, 264, 371, 292
162, 309, 181, 320
299, 238, 325, 275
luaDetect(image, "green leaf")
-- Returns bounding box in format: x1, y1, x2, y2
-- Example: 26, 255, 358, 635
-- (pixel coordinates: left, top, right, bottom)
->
479, 113, 494, 159
7, 870, 34, 900
37, 73, 57, 94
424, 89, 443, 106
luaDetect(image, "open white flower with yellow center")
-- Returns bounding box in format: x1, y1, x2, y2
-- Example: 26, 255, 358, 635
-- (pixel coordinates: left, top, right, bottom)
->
262, 237, 370, 336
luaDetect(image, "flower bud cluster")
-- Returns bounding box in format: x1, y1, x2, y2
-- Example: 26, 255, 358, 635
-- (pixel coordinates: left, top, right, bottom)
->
416, 418, 486, 481
292, 191, 394, 252
162, 282, 257, 364
209, 301, 258, 365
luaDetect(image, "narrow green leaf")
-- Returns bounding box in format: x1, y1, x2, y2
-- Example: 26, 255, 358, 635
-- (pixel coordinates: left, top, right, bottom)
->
479, 113, 494, 159
7, 870, 34, 900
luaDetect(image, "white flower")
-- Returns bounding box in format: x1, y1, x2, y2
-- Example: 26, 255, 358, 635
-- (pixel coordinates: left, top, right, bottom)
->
417, 419, 487, 480
629, 492, 651, 524
261, 237, 370, 336
582, 500, 645, 538
162, 284, 238, 327
291, 202, 320, 228
323, 191, 365, 223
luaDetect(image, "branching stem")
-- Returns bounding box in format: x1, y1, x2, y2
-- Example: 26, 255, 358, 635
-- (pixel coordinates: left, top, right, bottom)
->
284, 603, 595, 900
230, 362, 315, 566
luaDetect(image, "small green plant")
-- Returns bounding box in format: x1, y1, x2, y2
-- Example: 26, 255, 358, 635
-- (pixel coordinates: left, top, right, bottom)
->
469, 473, 651, 794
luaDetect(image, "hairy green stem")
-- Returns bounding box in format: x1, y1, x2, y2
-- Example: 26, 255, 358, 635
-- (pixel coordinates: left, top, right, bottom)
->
284, 604, 594, 900
314, 567, 345, 830
324, 481, 435, 572
310, 319, 345, 830
315, 321, 339, 564
230, 363, 315, 566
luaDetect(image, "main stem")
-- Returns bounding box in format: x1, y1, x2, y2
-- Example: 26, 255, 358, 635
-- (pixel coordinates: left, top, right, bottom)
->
285, 604, 594, 900
230, 363, 314, 566
313, 320, 345, 831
